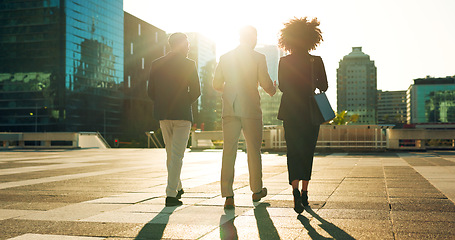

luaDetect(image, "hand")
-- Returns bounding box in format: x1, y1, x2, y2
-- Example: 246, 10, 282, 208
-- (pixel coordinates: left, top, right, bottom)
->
268, 85, 276, 97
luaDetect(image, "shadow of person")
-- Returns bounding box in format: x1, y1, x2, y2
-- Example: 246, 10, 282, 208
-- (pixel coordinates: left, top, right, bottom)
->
299, 206, 355, 240
134, 206, 179, 240
220, 209, 238, 240
254, 202, 280, 240
297, 215, 331, 240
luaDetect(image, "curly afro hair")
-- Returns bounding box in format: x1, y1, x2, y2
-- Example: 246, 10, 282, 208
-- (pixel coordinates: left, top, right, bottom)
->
278, 17, 323, 53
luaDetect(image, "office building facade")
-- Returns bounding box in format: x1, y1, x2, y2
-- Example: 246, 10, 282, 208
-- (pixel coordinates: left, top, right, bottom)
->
0, 0, 123, 140
337, 47, 377, 124
255, 45, 285, 126
123, 12, 167, 140
377, 90, 407, 124
407, 76, 455, 123
185, 32, 217, 130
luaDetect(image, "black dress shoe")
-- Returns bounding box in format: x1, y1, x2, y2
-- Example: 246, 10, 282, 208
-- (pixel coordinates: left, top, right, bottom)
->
293, 189, 304, 214
176, 189, 184, 199
165, 197, 182, 207
301, 190, 309, 206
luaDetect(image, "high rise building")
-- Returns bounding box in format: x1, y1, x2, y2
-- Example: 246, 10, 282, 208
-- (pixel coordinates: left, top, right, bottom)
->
377, 90, 407, 124
337, 47, 377, 124
123, 12, 167, 140
0, 0, 123, 141
407, 76, 455, 123
185, 32, 217, 130
255, 45, 285, 126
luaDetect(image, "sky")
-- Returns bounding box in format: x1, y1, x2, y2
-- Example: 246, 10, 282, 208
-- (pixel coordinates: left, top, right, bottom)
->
124, 0, 455, 108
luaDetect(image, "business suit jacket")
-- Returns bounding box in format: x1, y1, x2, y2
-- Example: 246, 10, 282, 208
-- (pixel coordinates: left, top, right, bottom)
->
148, 52, 201, 122
277, 54, 328, 122
213, 45, 275, 119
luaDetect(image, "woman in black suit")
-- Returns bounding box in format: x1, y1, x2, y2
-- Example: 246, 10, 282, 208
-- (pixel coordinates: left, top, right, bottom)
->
277, 17, 328, 214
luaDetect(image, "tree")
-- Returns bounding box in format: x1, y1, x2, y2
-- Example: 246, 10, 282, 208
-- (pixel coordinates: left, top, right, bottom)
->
330, 110, 359, 125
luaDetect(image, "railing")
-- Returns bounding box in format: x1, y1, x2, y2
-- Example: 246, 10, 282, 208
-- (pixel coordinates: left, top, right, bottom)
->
190, 125, 394, 151
264, 125, 391, 150
145, 131, 164, 148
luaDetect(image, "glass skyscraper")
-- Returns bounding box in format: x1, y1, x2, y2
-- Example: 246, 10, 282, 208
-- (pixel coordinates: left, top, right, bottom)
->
407, 77, 455, 124
0, 0, 123, 140
255, 45, 285, 126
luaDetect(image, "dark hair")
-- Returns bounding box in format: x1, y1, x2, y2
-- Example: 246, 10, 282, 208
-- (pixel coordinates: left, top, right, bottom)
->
168, 32, 188, 49
278, 17, 323, 53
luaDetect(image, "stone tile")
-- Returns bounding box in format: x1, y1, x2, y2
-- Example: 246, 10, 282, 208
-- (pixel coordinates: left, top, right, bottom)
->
323, 201, 390, 210
295, 215, 394, 240
393, 220, 455, 234
79, 211, 161, 223
130, 223, 217, 239
201, 225, 303, 240
151, 205, 249, 226
242, 206, 312, 218
0, 219, 141, 239
1, 202, 69, 211
315, 218, 393, 232
0, 209, 43, 220
316, 209, 390, 220
84, 192, 161, 204
17, 203, 127, 221
326, 196, 387, 203
8, 233, 106, 240
331, 190, 388, 198
387, 188, 447, 198
138, 197, 202, 206
197, 195, 256, 208
391, 211, 455, 222
395, 232, 455, 240
390, 198, 455, 212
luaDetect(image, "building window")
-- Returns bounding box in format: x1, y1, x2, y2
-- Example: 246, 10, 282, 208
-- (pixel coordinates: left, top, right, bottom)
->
128, 76, 131, 88
131, 42, 133, 55
138, 24, 141, 36
142, 58, 144, 69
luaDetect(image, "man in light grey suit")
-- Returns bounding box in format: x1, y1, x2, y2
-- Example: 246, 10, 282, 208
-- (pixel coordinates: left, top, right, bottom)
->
213, 26, 276, 209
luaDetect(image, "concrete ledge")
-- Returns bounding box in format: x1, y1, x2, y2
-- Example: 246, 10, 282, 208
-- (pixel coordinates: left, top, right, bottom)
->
1, 132, 109, 149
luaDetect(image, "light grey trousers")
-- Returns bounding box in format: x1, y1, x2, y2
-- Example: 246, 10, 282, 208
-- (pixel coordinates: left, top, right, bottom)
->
160, 120, 191, 197
221, 116, 263, 197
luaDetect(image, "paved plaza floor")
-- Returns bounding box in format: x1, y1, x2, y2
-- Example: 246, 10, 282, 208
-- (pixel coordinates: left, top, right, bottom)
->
0, 149, 455, 239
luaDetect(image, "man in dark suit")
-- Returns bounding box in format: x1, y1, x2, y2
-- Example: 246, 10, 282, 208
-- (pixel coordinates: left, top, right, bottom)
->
148, 32, 201, 206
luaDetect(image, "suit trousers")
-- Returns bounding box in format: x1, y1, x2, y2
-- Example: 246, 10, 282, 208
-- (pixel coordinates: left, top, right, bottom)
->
221, 116, 263, 197
160, 120, 191, 197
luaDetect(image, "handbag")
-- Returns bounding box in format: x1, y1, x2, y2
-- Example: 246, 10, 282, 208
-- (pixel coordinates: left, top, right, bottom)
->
309, 57, 335, 125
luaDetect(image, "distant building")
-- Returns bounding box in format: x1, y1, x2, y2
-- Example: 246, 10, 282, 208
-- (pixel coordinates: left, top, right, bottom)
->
185, 32, 217, 130
377, 90, 407, 124
337, 47, 377, 124
123, 12, 167, 139
0, 0, 124, 141
255, 45, 285, 126
407, 76, 455, 123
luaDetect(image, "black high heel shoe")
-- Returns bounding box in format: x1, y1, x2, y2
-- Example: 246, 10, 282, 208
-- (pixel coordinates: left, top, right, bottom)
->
301, 190, 309, 206
293, 189, 304, 214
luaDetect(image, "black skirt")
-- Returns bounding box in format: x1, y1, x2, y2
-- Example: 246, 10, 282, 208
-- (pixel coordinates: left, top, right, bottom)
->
283, 119, 320, 184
